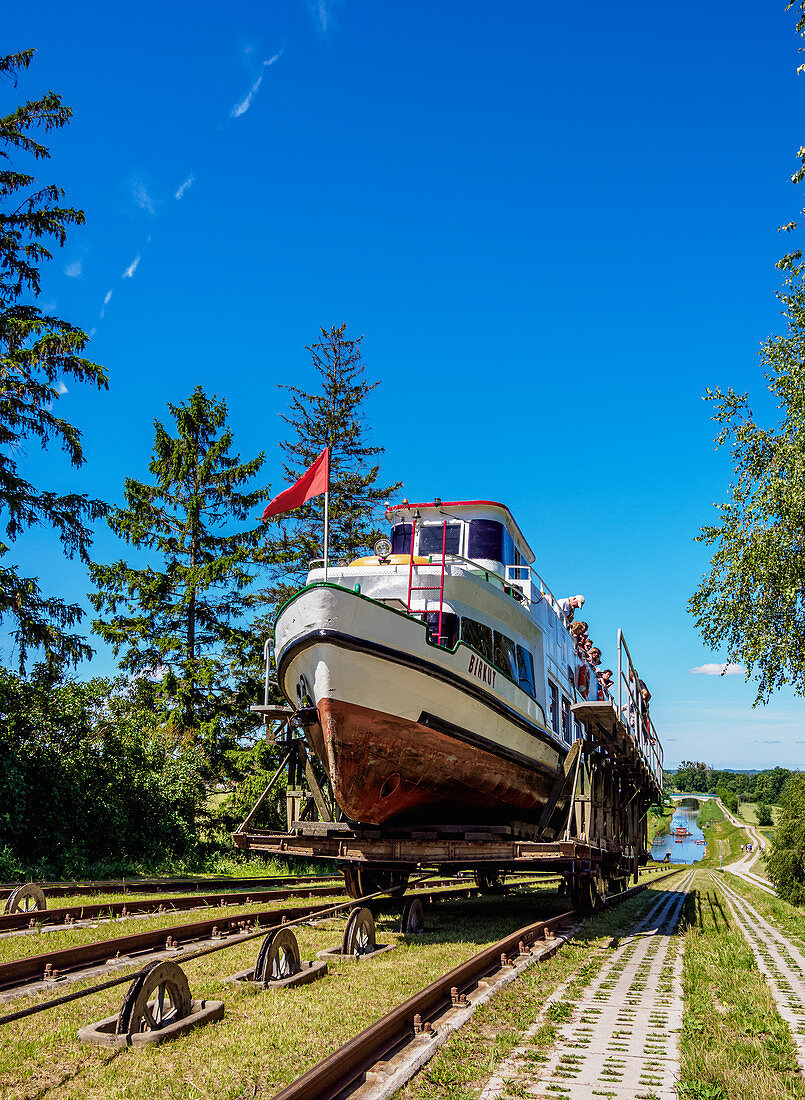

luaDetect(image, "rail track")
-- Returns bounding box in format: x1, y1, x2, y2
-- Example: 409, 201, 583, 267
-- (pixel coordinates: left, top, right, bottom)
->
0, 877, 506, 998
0, 873, 339, 899
270, 866, 687, 1100
0, 863, 686, 1100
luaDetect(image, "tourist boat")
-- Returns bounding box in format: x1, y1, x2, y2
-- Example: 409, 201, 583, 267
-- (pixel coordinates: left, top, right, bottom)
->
273, 499, 663, 827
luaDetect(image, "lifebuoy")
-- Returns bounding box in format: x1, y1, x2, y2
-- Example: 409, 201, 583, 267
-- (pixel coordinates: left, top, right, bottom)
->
576, 664, 590, 699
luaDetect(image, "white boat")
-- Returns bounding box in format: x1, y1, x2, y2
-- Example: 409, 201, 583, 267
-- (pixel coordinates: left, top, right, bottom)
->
274, 498, 662, 829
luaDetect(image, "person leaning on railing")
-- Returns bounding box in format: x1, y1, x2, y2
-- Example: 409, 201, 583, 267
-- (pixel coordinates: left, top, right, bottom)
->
557, 593, 585, 623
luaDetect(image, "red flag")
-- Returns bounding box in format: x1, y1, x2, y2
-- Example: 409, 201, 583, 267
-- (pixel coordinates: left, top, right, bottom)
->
262, 447, 330, 521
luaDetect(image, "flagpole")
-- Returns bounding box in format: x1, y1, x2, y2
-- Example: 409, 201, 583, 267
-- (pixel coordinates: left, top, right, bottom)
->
323, 490, 329, 581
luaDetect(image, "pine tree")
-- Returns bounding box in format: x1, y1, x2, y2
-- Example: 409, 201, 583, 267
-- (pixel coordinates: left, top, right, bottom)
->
0, 49, 107, 670
89, 387, 270, 766
262, 323, 401, 610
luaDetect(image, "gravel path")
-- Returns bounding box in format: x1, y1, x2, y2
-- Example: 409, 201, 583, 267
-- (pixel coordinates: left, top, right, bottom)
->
480, 871, 694, 1099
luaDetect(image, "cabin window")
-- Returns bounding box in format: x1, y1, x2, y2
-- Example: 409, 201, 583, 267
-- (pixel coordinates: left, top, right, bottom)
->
516, 645, 536, 698
391, 523, 412, 554
561, 696, 572, 743
418, 523, 461, 557
493, 631, 518, 680
461, 618, 493, 663
548, 681, 559, 734
423, 611, 459, 649
468, 519, 503, 562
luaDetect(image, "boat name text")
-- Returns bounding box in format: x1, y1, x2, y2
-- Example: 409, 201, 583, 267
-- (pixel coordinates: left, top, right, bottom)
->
467, 654, 496, 688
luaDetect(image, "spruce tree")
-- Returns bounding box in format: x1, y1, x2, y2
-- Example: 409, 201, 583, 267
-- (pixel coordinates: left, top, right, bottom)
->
262, 323, 401, 610
1, 49, 107, 670
89, 387, 270, 766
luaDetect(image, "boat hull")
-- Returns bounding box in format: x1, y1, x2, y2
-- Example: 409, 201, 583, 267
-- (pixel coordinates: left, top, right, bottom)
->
276, 585, 567, 826
307, 697, 559, 824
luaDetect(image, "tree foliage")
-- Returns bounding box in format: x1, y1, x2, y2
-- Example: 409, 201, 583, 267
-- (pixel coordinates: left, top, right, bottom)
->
0, 666, 205, 877
756, 801, 774, 827
261, 324, 401, 610
90, 387, 269, 766
767, 772, 805, 904
0, 49, 107, 671
688, 6, 805, 703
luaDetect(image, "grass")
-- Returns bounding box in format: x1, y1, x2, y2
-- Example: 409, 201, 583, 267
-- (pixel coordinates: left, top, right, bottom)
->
678, 869, 804, 1100
697, 800, 725, 828
718, 872, 805, 956
648, 807, 672, 843
696, 816, 751, 870
737, 803, 780, 827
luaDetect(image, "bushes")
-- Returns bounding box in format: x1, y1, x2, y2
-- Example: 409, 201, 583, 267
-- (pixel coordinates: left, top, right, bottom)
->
0, 666, 206, 877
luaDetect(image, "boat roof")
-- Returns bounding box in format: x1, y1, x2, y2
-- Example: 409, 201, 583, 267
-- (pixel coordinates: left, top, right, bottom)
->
385, 499, 536, 564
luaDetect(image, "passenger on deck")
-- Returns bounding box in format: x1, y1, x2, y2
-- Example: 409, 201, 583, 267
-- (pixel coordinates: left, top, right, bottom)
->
570, 620, 588, 647
589, 646, 602, 668
557, 594, 585, 623
598, 668, 614, 697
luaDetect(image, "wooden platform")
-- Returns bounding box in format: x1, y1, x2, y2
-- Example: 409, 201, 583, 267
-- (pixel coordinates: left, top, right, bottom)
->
232, 823, 624, 871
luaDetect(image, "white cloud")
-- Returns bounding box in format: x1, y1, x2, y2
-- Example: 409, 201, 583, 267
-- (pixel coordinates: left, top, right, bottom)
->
133, 181, 157, 215
65, 259, 82, 278
122, 255, 141, 279
231, 50, 283, 118
175, 174, 195, 200
687, 662, 747, 677
103, 289, 113, 305
55, 380, 68, 395
310, 0, 339, 33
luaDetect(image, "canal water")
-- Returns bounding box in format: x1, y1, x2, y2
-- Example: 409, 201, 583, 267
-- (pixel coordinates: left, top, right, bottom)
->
650, 801, 707, 864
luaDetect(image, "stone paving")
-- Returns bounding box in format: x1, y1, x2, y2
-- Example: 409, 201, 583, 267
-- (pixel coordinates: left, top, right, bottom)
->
480, 870, 694, 1100
714, 873, 805, 1066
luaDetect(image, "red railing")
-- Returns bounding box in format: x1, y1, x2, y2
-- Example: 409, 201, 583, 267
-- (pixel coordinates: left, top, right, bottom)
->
406, 517, 448, 645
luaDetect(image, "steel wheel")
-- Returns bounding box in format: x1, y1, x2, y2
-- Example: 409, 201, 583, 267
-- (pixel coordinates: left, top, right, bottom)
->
116, 960, 192, 1034
474, 870, 507, 895
399, 897, 425, 934
254, 927, 301, 983
4, 884, 46, 914
341, 866, 410, 901
342, 906, 376, 956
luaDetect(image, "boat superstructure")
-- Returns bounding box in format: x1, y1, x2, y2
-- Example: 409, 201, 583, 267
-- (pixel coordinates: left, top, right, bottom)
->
271, 499, 663, 833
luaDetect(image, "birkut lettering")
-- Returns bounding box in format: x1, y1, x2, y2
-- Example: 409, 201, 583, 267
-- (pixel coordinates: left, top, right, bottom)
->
467, 654, 496, 688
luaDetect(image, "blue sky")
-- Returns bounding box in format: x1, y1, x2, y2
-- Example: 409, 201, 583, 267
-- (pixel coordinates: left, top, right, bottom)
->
3, 0, 804, 769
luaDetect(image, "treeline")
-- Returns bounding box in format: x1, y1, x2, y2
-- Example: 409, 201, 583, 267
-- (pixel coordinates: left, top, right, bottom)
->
0, 52, 397, 876
670, 761, 792, 804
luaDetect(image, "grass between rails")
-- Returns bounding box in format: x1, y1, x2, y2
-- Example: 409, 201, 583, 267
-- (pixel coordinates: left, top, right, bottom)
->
396, 874, 688, 1100
678, 870, 805, 1100
719, 871, 805, 956
0, 884, 576, 1100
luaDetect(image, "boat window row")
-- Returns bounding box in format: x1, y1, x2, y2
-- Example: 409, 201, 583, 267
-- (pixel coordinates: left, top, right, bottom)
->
548, 679, 582, 744
391, 520, 524, 567
421, 612, 536, 698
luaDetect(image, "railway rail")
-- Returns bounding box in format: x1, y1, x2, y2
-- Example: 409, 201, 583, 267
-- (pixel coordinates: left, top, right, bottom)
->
0, 863, 686, 1100
269, 867, 686, 1100
0, 873, 339, 899
0, 877, 497, 997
